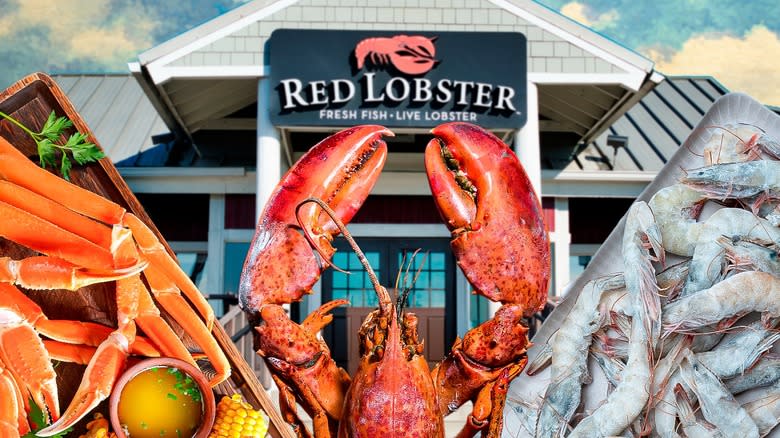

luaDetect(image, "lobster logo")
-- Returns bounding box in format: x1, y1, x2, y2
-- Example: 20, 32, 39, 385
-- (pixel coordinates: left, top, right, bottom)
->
354, 35, 438, 76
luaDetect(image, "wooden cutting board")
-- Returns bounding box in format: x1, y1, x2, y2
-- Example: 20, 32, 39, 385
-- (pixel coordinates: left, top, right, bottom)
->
0, 72, 292, 438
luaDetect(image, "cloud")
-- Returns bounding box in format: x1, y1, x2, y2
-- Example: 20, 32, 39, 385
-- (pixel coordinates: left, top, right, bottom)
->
560, 1, 619, 30
644, 25, 780, 106
0, 0, 158, 78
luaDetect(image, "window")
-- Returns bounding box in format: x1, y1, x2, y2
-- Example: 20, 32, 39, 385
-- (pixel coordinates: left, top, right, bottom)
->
330, 251, 382, 307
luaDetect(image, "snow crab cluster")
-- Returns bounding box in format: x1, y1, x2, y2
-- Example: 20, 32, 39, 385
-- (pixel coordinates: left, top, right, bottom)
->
0, 135, 230, 437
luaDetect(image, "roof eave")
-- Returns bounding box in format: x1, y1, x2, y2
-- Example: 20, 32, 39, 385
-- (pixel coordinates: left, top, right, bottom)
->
498, 0, 655, 74
579, 71, 665, 145
129, 62, 190, 141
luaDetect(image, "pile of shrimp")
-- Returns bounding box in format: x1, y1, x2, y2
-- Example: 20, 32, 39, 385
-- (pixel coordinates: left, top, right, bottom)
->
512, 123, 780, 438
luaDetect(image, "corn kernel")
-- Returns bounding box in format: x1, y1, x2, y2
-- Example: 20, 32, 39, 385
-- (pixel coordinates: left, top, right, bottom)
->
210, 394, 269, 437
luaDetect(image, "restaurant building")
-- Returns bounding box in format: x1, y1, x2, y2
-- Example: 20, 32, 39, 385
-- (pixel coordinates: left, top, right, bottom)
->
52, 0, 737, 373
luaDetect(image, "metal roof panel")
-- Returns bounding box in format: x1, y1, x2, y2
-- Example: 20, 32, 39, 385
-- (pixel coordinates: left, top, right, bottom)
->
53, 74, 163, 163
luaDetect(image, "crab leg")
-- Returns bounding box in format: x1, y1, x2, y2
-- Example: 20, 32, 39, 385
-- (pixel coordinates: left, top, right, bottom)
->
0, 255, 144, 291
143, 263, 228, 384
0, 361, 26, 437
129, 274, 197, 366
1, 281, 159, 357
425, 122, 551, 435
42, 341, 97, 365
0, 137, 125, 225
35, 322, 135, 437
123, 213, 214, 327
1, 136, 214, 325
0, 309, 60, 422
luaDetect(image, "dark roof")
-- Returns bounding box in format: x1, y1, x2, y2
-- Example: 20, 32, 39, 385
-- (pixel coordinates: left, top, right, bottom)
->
567, 76, 731, 172
54, 73, 774, 174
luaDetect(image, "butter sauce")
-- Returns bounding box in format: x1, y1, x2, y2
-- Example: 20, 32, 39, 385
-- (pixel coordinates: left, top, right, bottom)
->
117, 366, 204, 437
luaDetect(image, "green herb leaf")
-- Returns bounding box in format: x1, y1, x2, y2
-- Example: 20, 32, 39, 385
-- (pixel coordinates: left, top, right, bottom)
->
0, 109, 103, 180
40, 111, 73, 142
21, 398, 72, 438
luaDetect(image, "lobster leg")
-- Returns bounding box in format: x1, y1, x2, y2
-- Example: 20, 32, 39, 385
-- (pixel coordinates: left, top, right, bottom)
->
426, 123, 551, 436
270, 364, 330, 438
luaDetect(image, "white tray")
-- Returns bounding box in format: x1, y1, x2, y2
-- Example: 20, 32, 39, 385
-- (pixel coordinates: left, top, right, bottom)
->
504, 92, 780, 437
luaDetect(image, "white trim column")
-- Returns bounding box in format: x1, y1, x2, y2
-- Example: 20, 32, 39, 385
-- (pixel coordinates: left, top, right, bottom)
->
514, 80, 542, 197
204, 194, 226, 296
256, 74, 282, 221
553, 197, 571, 297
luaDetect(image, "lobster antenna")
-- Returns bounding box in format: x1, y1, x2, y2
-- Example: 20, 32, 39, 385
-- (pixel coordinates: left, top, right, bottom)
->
296, 197, 392, 312
294, 198, 350, 275
395, 251, 407, 291
396, 250, 428, 317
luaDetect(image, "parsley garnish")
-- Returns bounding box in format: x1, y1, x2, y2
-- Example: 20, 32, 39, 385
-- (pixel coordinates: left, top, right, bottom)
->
21, 398, 72, 438
0, 109, 104, 180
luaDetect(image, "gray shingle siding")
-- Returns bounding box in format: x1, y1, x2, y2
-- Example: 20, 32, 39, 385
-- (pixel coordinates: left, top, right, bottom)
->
168, 0, 626, 75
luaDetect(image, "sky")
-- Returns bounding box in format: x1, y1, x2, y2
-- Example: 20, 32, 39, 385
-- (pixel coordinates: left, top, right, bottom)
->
0, 0, 778, 106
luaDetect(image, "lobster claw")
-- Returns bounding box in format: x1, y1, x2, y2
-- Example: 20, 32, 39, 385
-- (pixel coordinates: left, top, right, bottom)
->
425, 122, 550, 314
239, 125, 392, 313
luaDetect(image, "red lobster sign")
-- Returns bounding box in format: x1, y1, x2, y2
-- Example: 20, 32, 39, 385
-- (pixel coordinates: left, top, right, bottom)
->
354, 35, 439, 75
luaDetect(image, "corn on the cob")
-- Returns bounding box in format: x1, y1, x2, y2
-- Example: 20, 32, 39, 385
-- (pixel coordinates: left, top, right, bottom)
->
209, 393, 269, 438
78, 413, 117, 438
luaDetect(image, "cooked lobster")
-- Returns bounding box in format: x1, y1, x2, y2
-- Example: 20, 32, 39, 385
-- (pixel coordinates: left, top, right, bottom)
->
238, 123, 550, 437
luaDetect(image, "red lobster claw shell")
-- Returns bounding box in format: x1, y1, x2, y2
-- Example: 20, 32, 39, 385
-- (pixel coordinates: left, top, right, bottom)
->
239, 125, 391, 312
425, 122, 550, 314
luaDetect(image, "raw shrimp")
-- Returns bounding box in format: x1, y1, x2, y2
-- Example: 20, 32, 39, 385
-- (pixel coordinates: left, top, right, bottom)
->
681, 208, 780, 296
719, 235, 780, 275
648, 184, 707, 257
682, 160, 780, 211
593, 328, 629, 359
760, 202, 780, 226
534, 274, 624, 438
726, 355, 780, 395
651, 337, 691, 438
591, 348, 624, 388
506, 398, 539, 437
622, 200, 664, 345
759, 131, 780, 160
653, 321, 775, 437
742, 380, 780, 436
529, 260, 687, 379
702, 124, 765, 165
664, 271, 780, 331
695, 320, 780, 377
567, 314, 653, 437
567, 202, 659, 438
678, 353, 759, 437
674, 383, 722, 438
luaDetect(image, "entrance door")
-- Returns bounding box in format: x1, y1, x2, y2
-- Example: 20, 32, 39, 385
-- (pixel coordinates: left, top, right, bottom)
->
321, 237, 455, 375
